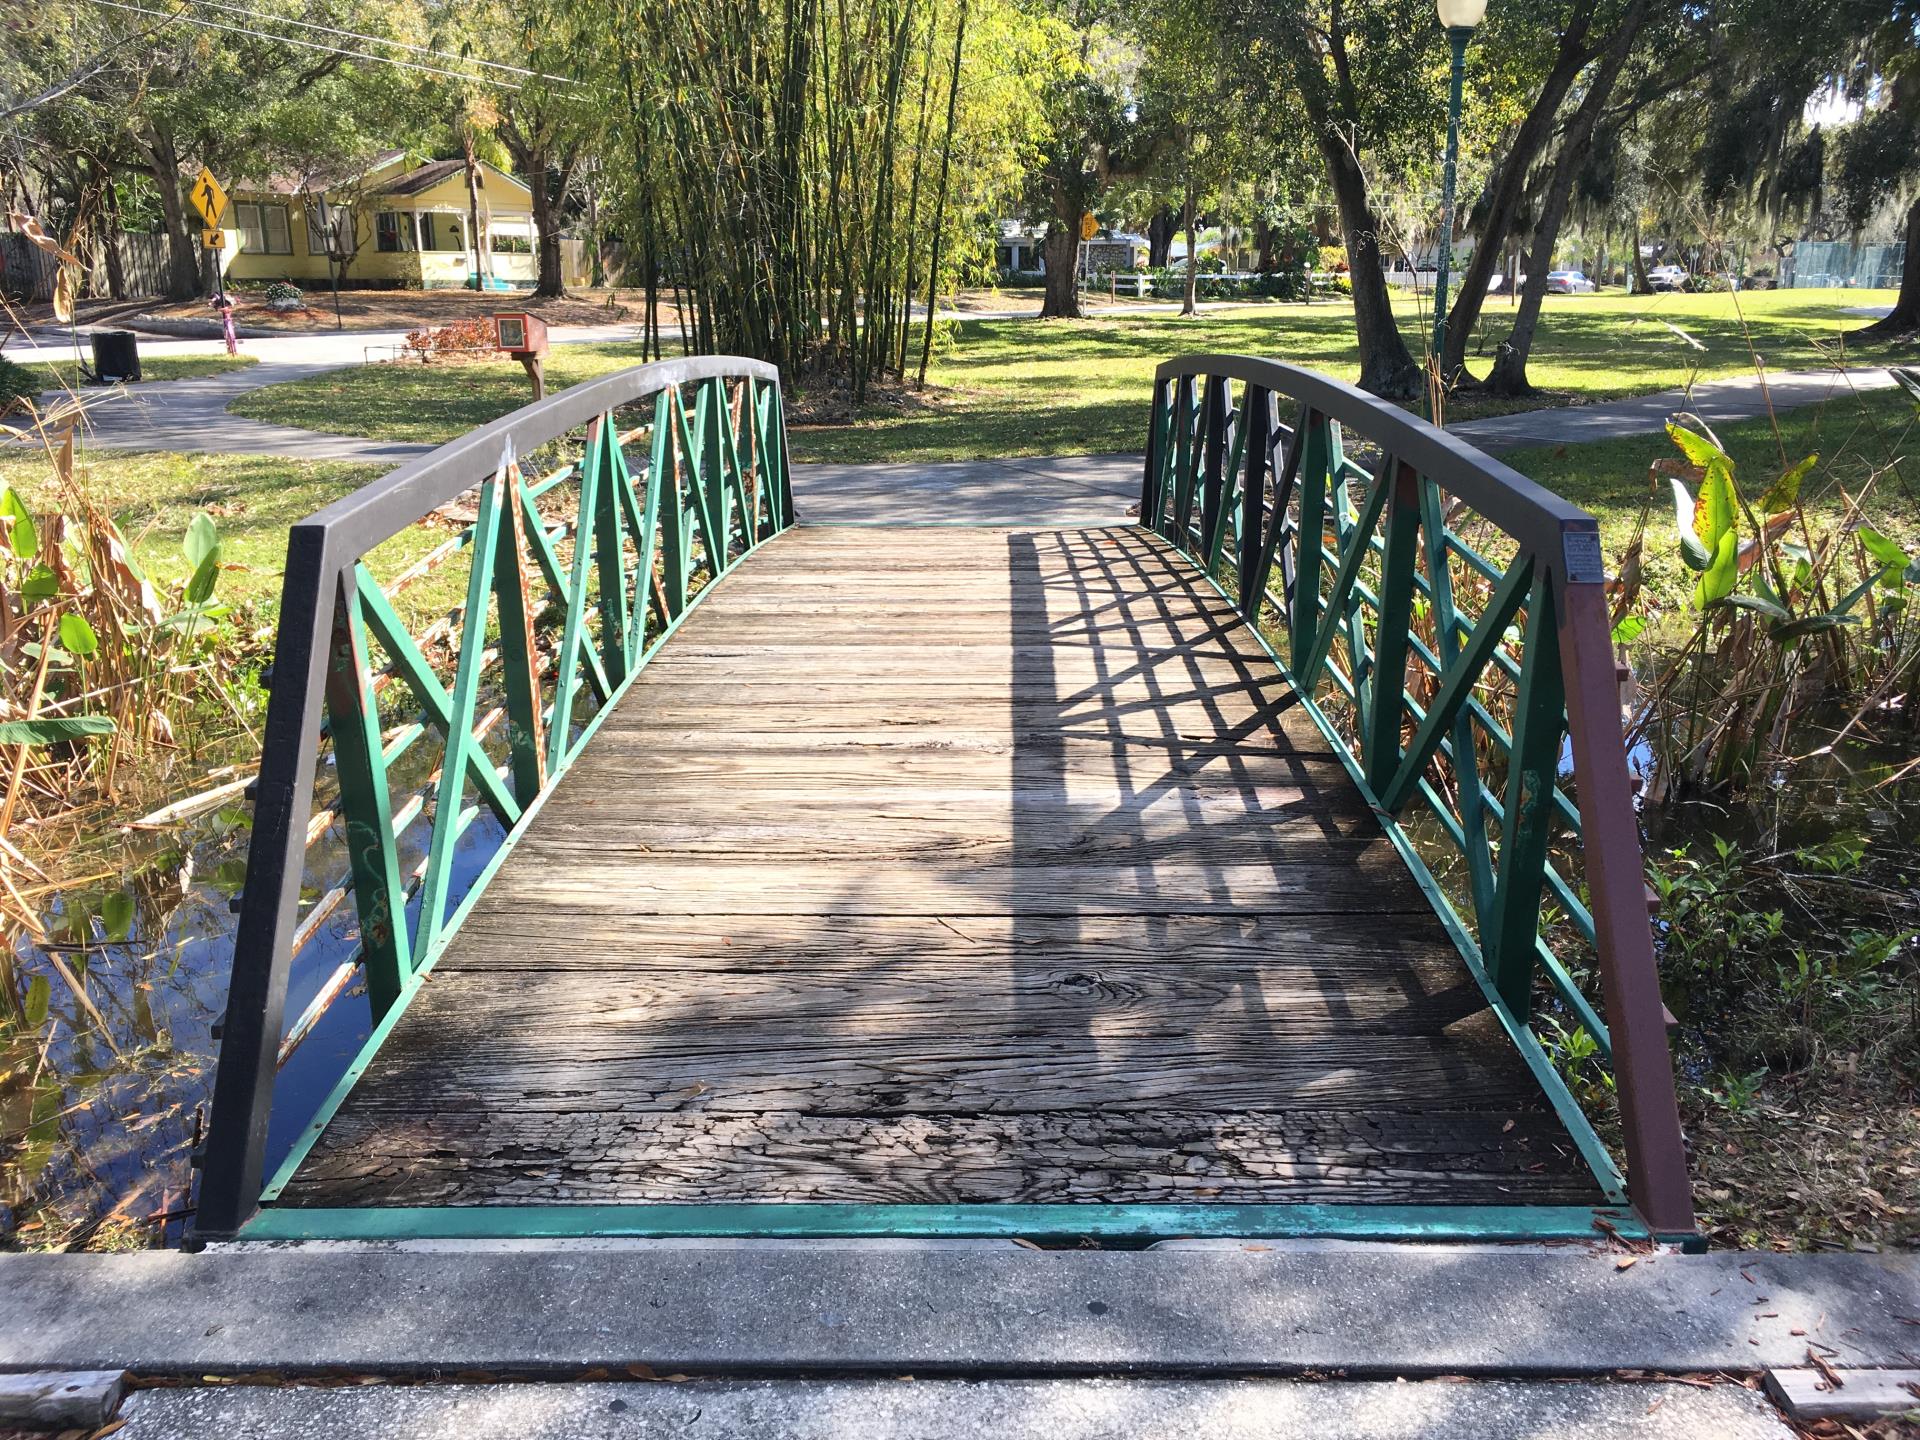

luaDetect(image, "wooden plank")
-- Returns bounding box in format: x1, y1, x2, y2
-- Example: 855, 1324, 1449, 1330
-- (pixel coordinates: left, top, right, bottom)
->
280, 1106, 1597, 1208
353, 959, 1502, 1042
287, 517, 1587, 1217
1765, 1369, 1920, 1423
443, 913, 1460, 972
0, 1371, 126, 1429
309, 1031, 1538, 1117
481, 858, 1418, 916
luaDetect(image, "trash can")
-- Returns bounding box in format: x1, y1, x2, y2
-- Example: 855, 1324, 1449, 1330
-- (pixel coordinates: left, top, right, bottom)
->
90, 330, 141, 384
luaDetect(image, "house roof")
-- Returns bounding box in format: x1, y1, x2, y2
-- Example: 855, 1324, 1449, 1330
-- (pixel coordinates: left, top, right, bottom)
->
376, 158, 533, 198
243, 149, 410, 197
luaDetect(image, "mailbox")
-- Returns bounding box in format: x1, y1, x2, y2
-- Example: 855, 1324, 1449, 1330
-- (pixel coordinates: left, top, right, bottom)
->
494, 312, 550, 399
493, 312, 548, 357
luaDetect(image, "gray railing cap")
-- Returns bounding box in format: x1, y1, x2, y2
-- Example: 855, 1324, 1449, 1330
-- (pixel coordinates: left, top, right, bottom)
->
299, 355, 780, 561
1155, 354, 1598, 570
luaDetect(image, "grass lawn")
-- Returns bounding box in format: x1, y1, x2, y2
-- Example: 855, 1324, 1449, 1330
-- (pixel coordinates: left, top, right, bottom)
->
227, 287, 1900, 464
0, 448, 447, 617
21, 352, 258, 389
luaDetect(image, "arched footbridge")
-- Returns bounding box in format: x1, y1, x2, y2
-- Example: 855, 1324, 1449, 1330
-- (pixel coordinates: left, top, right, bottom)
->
194, 355, 1696, 1247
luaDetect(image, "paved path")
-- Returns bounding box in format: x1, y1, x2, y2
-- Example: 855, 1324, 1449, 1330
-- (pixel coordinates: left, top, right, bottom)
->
1452, 366, 1897, 453
112, 1377, 1793, 1439
14, 321, 648, 465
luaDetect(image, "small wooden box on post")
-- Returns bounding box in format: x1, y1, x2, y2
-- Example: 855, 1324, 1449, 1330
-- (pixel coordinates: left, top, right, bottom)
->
494, 312, 550, 399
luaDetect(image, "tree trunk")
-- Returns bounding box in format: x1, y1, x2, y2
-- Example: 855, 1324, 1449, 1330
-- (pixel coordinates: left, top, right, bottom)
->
142, 133, 199, 300
531, 152, 567, 298
1147, 206, 1175, 268
1254, 217, 1277, 274
1859, 195, 1920, 336
1485, 0, 1645, 397
1316, 127, 1419, 398
1439, 17, 1594, 379
1180, 169, 1198, 317
1039, 217, 1082, 318
98, 164, 127, 301
462, 126, 488, 292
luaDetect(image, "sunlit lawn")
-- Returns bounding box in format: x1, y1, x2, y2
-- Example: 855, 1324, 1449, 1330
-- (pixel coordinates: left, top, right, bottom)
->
0, 448, 445, 618
225, 287, 1899, 465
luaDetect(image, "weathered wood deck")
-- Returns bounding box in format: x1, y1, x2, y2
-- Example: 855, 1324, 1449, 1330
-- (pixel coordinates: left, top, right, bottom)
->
280, 525, 1598, 1210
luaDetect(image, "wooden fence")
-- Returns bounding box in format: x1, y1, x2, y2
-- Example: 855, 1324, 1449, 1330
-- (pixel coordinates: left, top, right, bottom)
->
1, 231, 173, 305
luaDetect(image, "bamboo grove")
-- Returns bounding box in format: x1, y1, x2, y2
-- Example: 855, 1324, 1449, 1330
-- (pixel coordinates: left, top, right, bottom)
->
605, 0, 1037, 400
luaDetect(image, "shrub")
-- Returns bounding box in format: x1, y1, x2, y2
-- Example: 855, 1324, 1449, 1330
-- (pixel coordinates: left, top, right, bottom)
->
263, 280, 303, 305
401, 318, 496, 360
0, 353, 39, 415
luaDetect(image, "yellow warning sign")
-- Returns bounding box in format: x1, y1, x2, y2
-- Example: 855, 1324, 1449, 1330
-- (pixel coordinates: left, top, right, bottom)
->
201, 226, 225, 250
188, 167, 229, 229
1079, 211, 1099, 241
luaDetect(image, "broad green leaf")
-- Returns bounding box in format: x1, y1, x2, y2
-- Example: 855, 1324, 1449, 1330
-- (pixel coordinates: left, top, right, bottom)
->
1756, 454, 1816, 515
1726, 593, 1791, 622
0, 489, 37, 561
101, 891, 134, 943
20, 565, 58, 600
1857, 526, 1911, 583
0, 715, 117, 745
183, 512, 219, 569
185, 552, 221, 605
24, 975, 50, 1029
1694, 528, 1740, 609
1611, 615, 1648, 644
1670, 479, 1714, 571
1831, 571, 1883, 618
58, 613, 98, 657
1771, 613, 1861, 642
1666, 423, 1727, 473
1697, 464, 1739, 552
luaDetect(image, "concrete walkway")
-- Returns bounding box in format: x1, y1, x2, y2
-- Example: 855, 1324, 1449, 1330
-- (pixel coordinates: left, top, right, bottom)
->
14, 320, 648, 465
111, 1377, 1795, 1439
2, 1245, 1914, 1436
1452, 366, 1897, 453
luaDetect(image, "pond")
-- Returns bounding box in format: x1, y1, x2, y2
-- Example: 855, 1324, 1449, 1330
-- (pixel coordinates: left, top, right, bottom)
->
0, 756, 511, 1249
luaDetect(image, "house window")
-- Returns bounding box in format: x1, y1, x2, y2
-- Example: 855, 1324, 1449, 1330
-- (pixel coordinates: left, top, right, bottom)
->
375, 211, 412, 253
490, 223, 532, 254
236, 202, 291, 255
306, 202, 351, 257
418, 213, 465, 253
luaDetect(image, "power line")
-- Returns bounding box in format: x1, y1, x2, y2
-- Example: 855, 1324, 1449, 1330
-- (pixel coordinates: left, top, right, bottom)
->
88, 0, 531, 91
189, 0, 586, 86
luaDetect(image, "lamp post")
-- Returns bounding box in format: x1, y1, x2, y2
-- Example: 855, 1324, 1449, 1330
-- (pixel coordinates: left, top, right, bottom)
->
1429, 0, 1485, 387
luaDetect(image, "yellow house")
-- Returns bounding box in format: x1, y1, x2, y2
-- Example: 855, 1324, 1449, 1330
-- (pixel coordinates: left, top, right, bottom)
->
218, 150, 582, 290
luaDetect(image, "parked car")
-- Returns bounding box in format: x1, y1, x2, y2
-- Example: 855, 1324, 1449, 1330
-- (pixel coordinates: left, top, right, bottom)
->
1648, 264, 1689, 291
1545, 270, 1596, 294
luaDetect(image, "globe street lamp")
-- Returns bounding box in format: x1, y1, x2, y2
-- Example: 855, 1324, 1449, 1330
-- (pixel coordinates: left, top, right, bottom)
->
1429, 0, 1485, 388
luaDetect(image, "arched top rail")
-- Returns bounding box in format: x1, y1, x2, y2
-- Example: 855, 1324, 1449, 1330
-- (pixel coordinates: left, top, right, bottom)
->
302, 356, 784, 563
1152, 354, 1599, 576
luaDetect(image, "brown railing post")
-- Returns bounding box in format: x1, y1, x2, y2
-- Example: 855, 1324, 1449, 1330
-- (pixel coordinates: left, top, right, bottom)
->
1555, 569, 1696, 1237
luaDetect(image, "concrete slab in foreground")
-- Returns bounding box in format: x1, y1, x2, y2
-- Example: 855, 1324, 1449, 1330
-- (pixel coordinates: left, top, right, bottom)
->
113, 1377, 1793, 1440
1, 1245, 1915, 1379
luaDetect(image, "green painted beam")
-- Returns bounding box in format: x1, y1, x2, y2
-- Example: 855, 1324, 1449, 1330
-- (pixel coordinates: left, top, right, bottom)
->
238, 1202, 1645, 1245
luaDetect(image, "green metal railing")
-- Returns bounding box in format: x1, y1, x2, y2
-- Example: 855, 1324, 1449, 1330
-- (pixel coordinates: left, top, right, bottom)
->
1141, 355, 1695, 1242
195, 357, 793, 1241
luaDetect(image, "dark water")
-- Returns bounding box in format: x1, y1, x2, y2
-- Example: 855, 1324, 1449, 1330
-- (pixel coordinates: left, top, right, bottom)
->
0, 770, 510, 1248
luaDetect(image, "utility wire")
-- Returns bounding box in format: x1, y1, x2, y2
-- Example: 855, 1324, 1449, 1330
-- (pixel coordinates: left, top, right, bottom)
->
88, 0, 532, 91
188, 0, 585, 86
